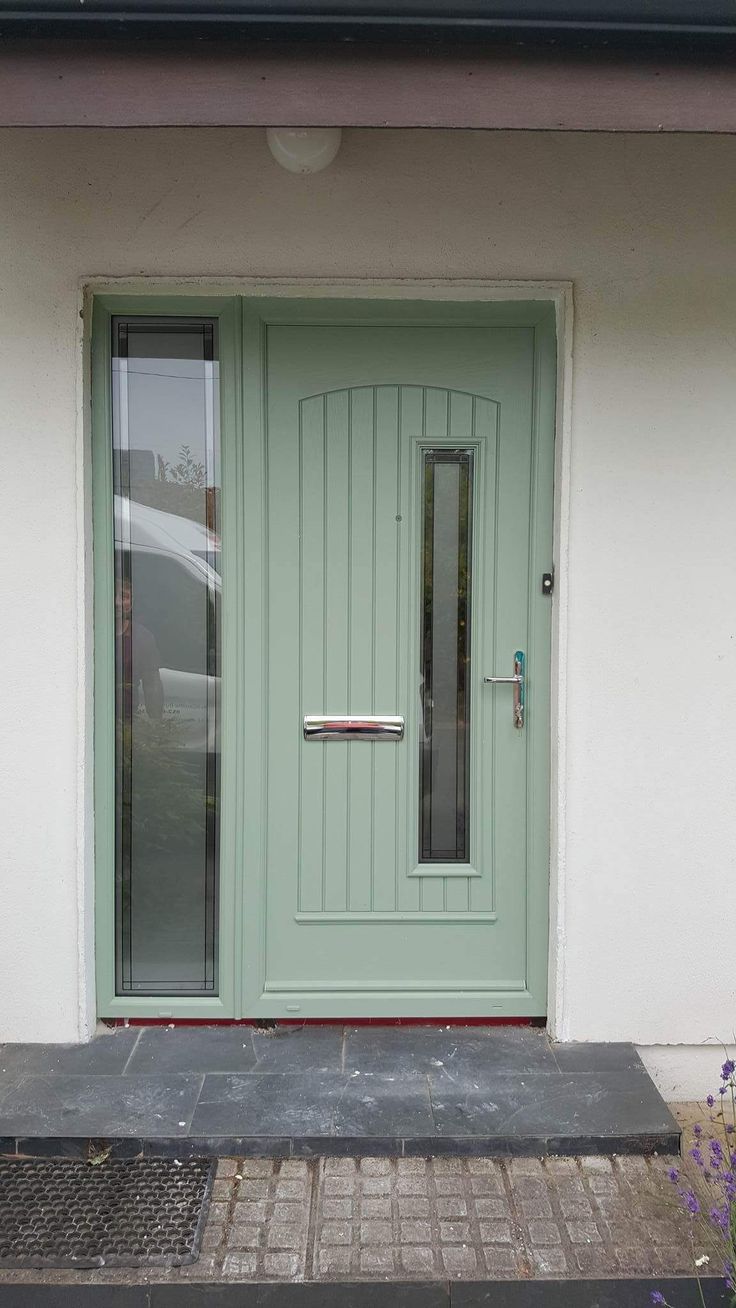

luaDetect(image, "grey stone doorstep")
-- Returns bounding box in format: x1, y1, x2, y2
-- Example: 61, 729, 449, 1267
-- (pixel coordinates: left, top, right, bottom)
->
0, 1282, 728, 1307
4, 1131, 682, 1160
0, 1026, 680, 1158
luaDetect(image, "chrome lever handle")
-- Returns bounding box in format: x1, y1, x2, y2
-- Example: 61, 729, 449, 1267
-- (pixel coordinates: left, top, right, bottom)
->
483, 651, 525, 729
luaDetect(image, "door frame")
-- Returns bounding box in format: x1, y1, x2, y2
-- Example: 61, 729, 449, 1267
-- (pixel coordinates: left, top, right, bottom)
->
87, 279, 572, 1025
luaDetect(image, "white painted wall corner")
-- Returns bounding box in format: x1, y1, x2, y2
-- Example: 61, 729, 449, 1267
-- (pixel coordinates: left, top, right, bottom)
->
638, 1044, 736, 1102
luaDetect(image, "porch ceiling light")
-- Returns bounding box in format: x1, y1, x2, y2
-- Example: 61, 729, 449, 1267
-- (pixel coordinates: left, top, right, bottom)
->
266, 127, 342, 174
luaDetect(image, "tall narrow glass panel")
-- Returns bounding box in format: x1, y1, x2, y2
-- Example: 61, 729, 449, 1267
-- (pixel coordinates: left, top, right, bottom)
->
419, 449, 473, 862
112, 319, 220, 994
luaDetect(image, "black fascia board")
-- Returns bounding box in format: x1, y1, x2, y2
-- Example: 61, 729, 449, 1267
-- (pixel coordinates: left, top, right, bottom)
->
3, 0, 736, 41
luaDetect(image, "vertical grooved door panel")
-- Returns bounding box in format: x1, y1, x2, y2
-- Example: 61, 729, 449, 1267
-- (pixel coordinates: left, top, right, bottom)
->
258, 315, 554, 1015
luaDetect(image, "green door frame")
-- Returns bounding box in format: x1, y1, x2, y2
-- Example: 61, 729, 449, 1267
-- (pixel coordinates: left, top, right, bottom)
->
91, 292, 556, 1019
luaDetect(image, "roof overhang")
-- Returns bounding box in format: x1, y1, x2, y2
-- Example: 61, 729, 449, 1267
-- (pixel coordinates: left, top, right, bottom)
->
3, 0, 736, 41
3, 36, 736, 130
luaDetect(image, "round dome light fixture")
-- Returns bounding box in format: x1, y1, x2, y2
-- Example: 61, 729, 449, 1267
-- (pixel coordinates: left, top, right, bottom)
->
266, 127, 342, 175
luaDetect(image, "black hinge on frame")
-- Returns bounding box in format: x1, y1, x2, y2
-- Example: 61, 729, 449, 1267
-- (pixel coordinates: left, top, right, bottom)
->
542, 571, 554, 597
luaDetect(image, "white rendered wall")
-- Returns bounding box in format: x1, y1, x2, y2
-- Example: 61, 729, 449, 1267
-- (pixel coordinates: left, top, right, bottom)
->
0, 128, 733, 1086
639, 1045, 736, 1103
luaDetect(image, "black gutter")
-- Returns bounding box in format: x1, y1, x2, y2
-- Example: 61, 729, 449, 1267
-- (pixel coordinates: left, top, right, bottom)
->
3, 0, 736, 42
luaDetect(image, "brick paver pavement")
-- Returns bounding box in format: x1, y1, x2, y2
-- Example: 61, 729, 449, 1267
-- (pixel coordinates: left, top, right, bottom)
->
0, 1142, 724, 1288
207, 1152, 720, 1283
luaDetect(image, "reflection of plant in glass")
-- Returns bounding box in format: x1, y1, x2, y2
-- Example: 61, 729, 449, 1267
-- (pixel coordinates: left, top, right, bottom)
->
130, 443, 218, 531
160, 444, 206, 489
650, 1058, 736, 1308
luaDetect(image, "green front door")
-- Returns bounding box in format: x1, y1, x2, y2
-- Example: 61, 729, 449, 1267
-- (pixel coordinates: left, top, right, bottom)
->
243, 300, 556, 1017
93, 295, 555, 1020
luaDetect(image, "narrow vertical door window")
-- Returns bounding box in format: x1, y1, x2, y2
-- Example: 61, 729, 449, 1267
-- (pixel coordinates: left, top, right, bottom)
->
112, 319, 221, 994
419, 449, 473, 862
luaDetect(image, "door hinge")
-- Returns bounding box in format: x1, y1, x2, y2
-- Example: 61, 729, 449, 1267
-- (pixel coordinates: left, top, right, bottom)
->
542, 571, 554, 597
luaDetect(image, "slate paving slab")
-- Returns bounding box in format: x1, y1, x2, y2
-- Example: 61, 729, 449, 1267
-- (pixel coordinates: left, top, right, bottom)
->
343, 1026, 559, 1077
550, 1043, 648, 1074
0, 1030, 139, 1079
191, 1073, 340, 1137
0, 1075, 203, 1139
126, 1029, 260, 1076
333, 1073, 435, 1137
428, 1070, 677, 1143
250, 1026, 344, 1074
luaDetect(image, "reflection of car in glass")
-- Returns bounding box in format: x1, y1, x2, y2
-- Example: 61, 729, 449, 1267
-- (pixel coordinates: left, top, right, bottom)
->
114, 495, 220, 753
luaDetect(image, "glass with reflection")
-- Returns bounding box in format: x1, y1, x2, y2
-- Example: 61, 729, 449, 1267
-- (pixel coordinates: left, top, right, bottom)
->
419, 448, 473, 863
112, 318, 220, 994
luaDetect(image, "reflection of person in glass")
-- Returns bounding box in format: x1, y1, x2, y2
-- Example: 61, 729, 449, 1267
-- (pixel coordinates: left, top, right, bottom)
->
115, 575, 164, 721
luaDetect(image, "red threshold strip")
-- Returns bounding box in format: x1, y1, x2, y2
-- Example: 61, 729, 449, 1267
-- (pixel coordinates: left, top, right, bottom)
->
106, 1016, 544, 1028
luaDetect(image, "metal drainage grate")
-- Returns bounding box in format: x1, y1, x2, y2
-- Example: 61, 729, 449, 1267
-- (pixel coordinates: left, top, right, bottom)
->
0, 1157, 215, 1269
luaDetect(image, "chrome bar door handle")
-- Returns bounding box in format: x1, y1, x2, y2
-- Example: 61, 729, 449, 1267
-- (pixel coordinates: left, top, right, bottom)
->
483, 651, 525, 729
304, 715, 405, 742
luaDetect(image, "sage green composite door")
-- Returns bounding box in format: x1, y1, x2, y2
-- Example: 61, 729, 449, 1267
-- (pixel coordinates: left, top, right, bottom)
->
245, 302, 556, 1018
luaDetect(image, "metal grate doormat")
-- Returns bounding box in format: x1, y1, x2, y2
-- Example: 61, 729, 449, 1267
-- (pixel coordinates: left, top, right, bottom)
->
0, 1157, 215, 1269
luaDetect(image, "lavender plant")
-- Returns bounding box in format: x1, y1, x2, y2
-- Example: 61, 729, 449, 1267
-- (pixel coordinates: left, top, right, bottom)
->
651, 1058, 736, 1307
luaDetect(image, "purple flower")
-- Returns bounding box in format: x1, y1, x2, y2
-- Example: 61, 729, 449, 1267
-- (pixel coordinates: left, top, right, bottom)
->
694, 1123, 703, 1136
707, 1094, 715, 1108
667, 1166, 679, 1183
721, 1060, 735, 1080
710, 1139, 724, 1167
710, 1204, 730, 1234
650, 1294, 667, 1306
689, 1146, 704, 1167
682, 1188, 701, 1215
727, 1124, 734, 1134
719, 1087, 728, 1096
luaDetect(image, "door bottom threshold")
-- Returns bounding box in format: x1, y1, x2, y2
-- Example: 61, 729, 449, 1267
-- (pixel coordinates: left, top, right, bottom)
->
103, 1016, 547, 1028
